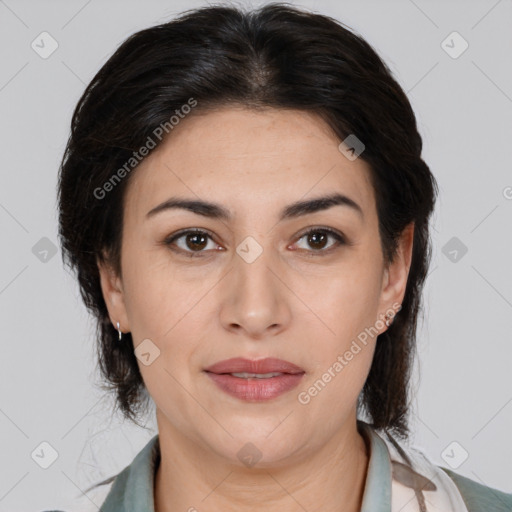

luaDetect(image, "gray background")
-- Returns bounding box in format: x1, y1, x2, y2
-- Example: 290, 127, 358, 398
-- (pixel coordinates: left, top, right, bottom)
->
0, 0, 511, 509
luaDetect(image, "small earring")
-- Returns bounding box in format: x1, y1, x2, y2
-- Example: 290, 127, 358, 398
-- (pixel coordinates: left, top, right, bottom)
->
116, 321, 122, 341
385, 305, 401, 327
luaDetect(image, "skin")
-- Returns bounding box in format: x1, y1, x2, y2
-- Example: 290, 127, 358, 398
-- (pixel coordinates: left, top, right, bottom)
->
98, 107, 414, 512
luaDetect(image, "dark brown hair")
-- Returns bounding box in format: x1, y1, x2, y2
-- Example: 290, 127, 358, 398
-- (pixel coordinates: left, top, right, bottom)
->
57, 2, 438, 439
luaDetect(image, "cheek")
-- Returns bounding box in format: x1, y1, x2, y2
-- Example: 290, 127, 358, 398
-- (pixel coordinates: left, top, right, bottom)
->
296, 249, 382, 399
296, 338, 376, 437
120, 241, 183, 333
120, 247, 211, 369
304, 252, 383, 339
298, 305, 378, 424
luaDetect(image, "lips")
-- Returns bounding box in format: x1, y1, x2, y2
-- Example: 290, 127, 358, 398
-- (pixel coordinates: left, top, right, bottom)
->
203, 357, 305, 375
204, 357, 305, 401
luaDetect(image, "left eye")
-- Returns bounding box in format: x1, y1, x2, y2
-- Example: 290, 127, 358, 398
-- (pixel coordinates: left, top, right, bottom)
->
293, 228, 345, 253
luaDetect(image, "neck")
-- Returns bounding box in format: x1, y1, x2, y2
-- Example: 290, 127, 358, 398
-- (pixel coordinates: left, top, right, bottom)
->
154, 415, 370, 512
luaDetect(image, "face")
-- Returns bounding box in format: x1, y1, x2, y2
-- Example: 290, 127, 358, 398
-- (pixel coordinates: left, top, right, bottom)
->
99, 107, 413, 467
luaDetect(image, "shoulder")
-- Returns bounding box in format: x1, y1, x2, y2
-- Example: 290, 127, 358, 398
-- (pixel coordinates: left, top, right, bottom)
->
40, 433, 159, 512
439, 466, 512, 512
369, 425, 512, 512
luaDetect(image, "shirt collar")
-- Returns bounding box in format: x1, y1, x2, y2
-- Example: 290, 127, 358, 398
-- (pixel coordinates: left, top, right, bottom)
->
100, 420, 392, 512
100, 433, 160, 512
358, 420, 392, 512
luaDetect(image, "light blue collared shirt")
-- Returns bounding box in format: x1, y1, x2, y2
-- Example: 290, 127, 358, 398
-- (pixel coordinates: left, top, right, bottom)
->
52, 420, 510, 512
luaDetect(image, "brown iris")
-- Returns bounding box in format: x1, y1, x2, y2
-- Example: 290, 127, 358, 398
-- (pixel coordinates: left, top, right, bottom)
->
306, 231, 329, 250
185, 232, 208, 251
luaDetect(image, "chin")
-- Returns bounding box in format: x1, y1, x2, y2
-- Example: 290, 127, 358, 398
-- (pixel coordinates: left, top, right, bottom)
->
202, 423, 307, 469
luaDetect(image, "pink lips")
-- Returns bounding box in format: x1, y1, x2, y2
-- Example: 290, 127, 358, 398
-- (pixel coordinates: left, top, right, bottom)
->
204, 357, 305, 401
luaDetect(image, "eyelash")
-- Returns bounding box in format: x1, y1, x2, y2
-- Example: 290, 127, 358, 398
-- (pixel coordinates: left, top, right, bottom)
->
163, 227, 346, 258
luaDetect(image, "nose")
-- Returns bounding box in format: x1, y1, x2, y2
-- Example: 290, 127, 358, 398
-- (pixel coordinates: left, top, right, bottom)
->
218, 239, 292, 340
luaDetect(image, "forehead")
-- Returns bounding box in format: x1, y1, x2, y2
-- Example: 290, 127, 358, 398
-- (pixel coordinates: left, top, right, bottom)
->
124, 107, 376, 222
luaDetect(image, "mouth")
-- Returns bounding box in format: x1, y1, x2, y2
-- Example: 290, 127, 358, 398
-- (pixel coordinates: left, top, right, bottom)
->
203, 357, 305, 401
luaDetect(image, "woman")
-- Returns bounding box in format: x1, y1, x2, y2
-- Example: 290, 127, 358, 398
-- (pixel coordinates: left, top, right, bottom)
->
49, 3, 511, 511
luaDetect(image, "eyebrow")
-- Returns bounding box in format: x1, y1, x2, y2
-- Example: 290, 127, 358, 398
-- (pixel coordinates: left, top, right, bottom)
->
146, 192, 364, 222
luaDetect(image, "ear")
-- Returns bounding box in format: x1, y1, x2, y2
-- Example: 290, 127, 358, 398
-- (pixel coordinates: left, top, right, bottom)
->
97, 256, 130, 334
378, 222, 415, 329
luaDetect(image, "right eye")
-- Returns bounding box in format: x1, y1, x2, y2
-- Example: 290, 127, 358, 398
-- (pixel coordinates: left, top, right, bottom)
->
164, 229, 221, 257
